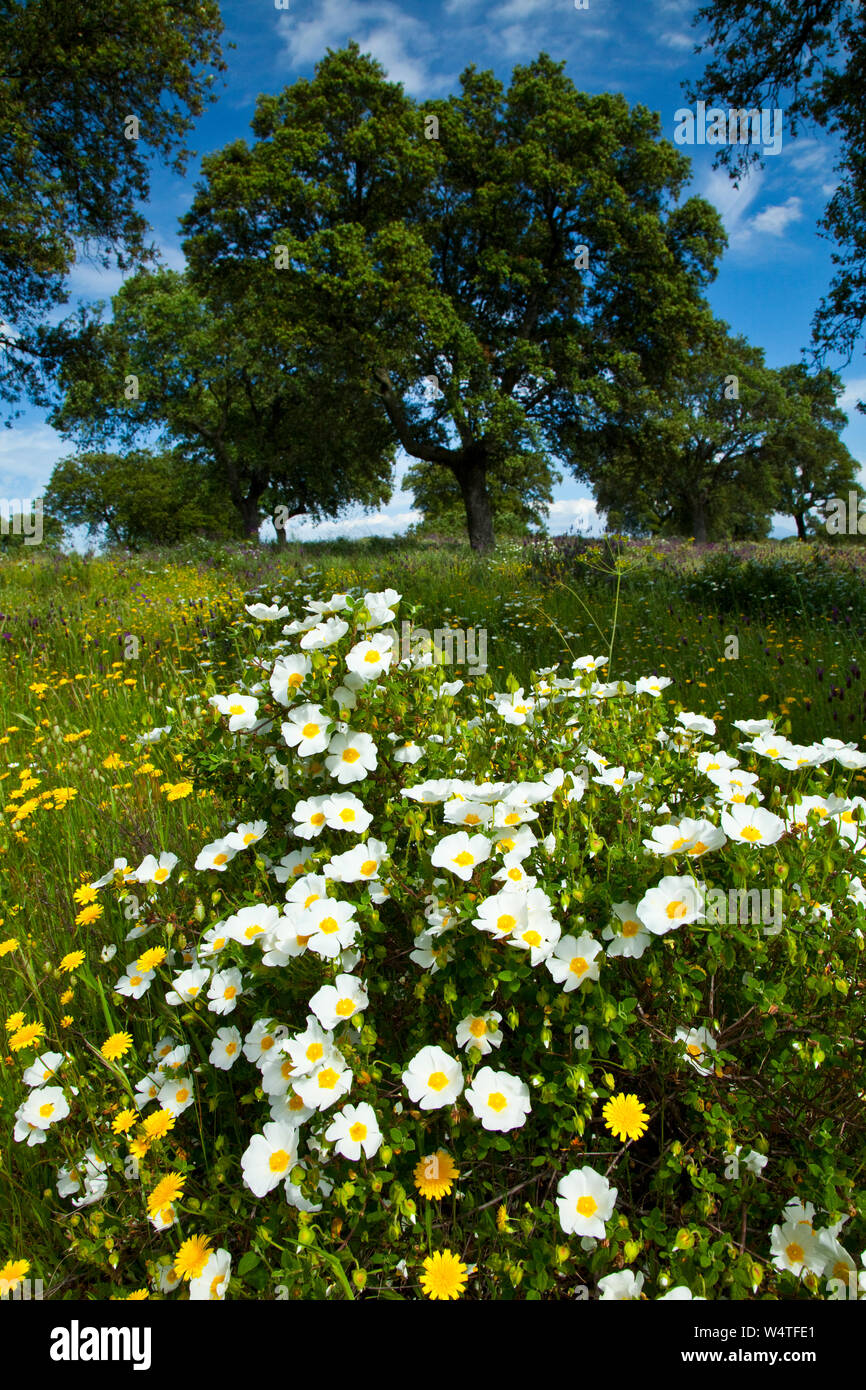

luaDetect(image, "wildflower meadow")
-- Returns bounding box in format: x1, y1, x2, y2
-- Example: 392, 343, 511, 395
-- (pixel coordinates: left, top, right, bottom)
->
2, 544, 865, 1306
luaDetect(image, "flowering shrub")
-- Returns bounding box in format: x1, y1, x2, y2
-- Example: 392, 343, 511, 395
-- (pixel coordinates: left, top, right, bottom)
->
4, 581, 866, 1300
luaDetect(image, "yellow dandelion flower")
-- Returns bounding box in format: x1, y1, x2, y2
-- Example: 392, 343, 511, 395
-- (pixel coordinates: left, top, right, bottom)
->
74, 903, 103, 927
60, 1015, 74, 1029
101, 1031, 133, 1062
174, 1234, 212, 1281
135, 947, 166, 974
59, 950, 85, 973
0, 1259, 30, 1293
140, 1108, 175, 1142
165, 780, 194, 801
5, 1011, 25, 1032
419, 1250, 468, 1301
413, 1150, 459, 1201
72, 884, 98, 905
59, 988, 74, 1005
125, 1289, 149, 1300
147, 1172, 185, 1218
496, 1204, 509, 1232
102, 754, 124, 770
602, 1092, 650, 1143
111, 1108, 139, 1135
0, 938, 18, 957
128, 1136, 150, 1160
10, 1022, 46, 1051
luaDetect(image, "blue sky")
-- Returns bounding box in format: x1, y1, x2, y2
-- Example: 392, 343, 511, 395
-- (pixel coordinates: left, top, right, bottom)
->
5, 0, 865, 541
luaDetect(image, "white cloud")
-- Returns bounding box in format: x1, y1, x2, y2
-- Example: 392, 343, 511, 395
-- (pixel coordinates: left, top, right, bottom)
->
0, 424, 68, 495
750, 196, 803, 237
839, 378, 866, 413
546, 497, 602, 533
276, 0, 443, 95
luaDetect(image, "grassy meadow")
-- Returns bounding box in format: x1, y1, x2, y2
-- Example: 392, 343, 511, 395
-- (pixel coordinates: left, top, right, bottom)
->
2, 535, 865, 1299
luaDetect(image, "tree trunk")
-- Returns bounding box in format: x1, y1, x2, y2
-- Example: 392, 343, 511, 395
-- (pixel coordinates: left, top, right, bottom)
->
795, 511, 807, 540
456, 452, 495, 553
240, 493, 262, 539
691, 494, 707, 544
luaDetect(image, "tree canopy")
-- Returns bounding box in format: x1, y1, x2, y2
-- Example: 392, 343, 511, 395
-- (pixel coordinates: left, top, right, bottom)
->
688, 0, 866, 398
49, 269, 397, 539
180, 43, 727, 551
0, 0, 225, 413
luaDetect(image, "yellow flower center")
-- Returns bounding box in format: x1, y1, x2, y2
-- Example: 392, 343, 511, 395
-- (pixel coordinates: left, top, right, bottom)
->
360, 859, 377, 876
785, 1242, 804, 1265
349, 1121, 367, 1142
306, 1042, 324, 1063
318, 1067, 339, 1090
666, 900, 688, 920
318, 916, 339, 935
740, 825, 763, 842
487, 1091, 508, 1112
622, 920, 641, 938
302, 722, 319, 739
342, 748, 360, 763
176, 1088, 189, 1104
427, 1071, 449, 1092
269, 1149, 291, 1173
454, 851, 474, 867
522, 929, 542, 948
336, 998, 355, 1017
469, 1018, 487, 1038
310, 813, 326, 827
339, 809, 356, 824
39, 1102, 54, 1118
576, 1195, 598, 1218
569, 956, 588, 976
496, 914, 516, 934
224, 986, 237, 1000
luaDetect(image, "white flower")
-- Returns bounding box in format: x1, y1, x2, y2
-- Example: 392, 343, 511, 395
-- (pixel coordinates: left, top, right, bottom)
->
207, 967, 244, 1015
225, 820, 268, 852
300, 616, 349, 650
194, 838, 238, 872
325, 729, 378, 785
545, 933, 602, 991
465, 1067, 531, 1131
324, 839, 388, 884
675, 1026, 718, 1076
269, 653, 312, 705
770, 1221, 824, 1277
18, 1085, 70, 1132
345, 634, 395, 681
676, 711, 716, 735
304, 898, 359, 959
164, 966, 210, 1006
133, 851, 178, 885
637, 875, 705, 935
22, 1051, 65, 1088
309, 974, 369, 1029
721, 803, 786, 847
292, 796, 330, 839
115, 964, 156, 999
431, 830, 492, 881
402, 1045, 464, 1109
556, 1166, 617, 1238
325, 1102, 383, 1160
322, 792, 374, 834
157, 1075, 195, 1117
209, 1026, 243, 1070
455, 1011, 503, 1056
189, 1248, 232, 1301
292, 1056, 353, 1111
282, 704, 332, 757
362, 589, 400, 628
224, 903, 281, 947
602, 902, 653, 959
598, 1270, 645, 1300
241, 1122, 299, 1197
209, 692, 259, 731
635, 675, 673, 697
